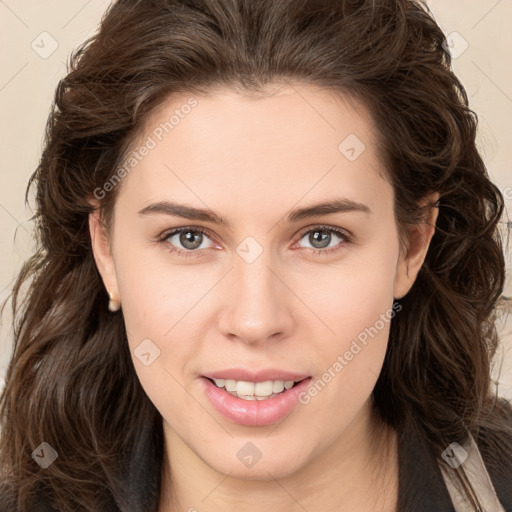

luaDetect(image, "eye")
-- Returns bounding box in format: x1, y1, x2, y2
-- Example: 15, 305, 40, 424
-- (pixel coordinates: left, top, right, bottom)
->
156, 224, 352, 258
294, 225, 352, 255
158, 227, 217, 257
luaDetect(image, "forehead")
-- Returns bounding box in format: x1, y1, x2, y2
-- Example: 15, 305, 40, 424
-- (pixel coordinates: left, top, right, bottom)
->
137, 83, 376, 158
115, 84, 391, 221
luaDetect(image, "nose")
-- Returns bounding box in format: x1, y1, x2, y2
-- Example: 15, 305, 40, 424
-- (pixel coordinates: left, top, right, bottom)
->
217, 250, 295, 346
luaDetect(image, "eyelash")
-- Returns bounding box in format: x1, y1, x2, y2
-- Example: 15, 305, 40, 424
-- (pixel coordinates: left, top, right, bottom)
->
156, 224, 353, 258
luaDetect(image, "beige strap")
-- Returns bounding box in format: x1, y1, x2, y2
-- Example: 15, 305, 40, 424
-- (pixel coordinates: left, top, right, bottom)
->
438, 433, 506, 512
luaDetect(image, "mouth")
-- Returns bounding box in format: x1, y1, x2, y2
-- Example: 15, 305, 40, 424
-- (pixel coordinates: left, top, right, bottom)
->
200, 375, 313, 426
204, 376, 308, 401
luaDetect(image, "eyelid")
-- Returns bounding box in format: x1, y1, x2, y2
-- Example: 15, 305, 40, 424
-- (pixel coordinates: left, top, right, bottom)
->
157, 225, 213, 242
294, 224, 354, 244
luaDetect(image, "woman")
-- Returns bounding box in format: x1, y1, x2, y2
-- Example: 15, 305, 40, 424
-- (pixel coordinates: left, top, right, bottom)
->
0, 0, 511, 510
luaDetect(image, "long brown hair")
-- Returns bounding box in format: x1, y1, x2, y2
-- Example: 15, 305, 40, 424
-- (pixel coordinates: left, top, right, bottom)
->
1, 0, 511, 510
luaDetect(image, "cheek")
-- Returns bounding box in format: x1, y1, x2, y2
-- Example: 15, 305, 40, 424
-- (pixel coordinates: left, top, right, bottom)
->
117, 267, 202, 425
112, 243, 212, 412
117, 265, 204, 377
297, 234, 399, 345
114, 236, 205, 338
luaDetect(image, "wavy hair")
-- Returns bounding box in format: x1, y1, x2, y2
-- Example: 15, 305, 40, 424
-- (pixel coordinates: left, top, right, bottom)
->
1, 0, 511, 510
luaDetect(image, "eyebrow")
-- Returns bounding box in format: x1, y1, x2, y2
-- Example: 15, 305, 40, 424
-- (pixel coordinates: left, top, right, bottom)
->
137, 198, 371, 227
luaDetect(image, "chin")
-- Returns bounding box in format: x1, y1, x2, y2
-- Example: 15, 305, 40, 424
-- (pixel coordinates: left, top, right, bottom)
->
202, 440, 311, 481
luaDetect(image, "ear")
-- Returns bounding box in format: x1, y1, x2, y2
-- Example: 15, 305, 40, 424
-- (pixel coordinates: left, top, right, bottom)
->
89, 206, 120, 304
393, 193, 439, 300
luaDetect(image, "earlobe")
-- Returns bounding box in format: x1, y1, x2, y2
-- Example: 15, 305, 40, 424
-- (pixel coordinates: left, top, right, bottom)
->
393, 194, 439, 300
89, 209, 120, 306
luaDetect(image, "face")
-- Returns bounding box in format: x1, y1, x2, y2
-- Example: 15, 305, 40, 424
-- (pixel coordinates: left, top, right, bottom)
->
90, 84, 435, 481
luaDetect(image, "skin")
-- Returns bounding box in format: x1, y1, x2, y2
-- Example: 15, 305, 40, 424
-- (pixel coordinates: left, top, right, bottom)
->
89, 83, 438, 512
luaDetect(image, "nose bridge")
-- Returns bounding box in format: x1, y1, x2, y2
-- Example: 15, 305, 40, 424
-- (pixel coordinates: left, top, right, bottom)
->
218, 241, 293, 344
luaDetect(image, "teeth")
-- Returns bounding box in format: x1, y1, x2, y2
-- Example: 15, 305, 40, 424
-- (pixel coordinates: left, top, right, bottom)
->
236, 381, 255, 396
212, 378, 298, 398
255, 381, 273, 396
225, 380, 237, 392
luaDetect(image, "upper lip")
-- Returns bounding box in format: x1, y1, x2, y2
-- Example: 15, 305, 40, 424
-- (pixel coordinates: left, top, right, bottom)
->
202, 368, 311, 383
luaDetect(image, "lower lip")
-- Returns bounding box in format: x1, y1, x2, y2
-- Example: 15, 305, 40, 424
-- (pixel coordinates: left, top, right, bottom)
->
200, 377, 312, 427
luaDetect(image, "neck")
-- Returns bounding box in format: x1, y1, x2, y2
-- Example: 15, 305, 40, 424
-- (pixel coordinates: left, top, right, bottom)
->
158, 401, 398, 512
